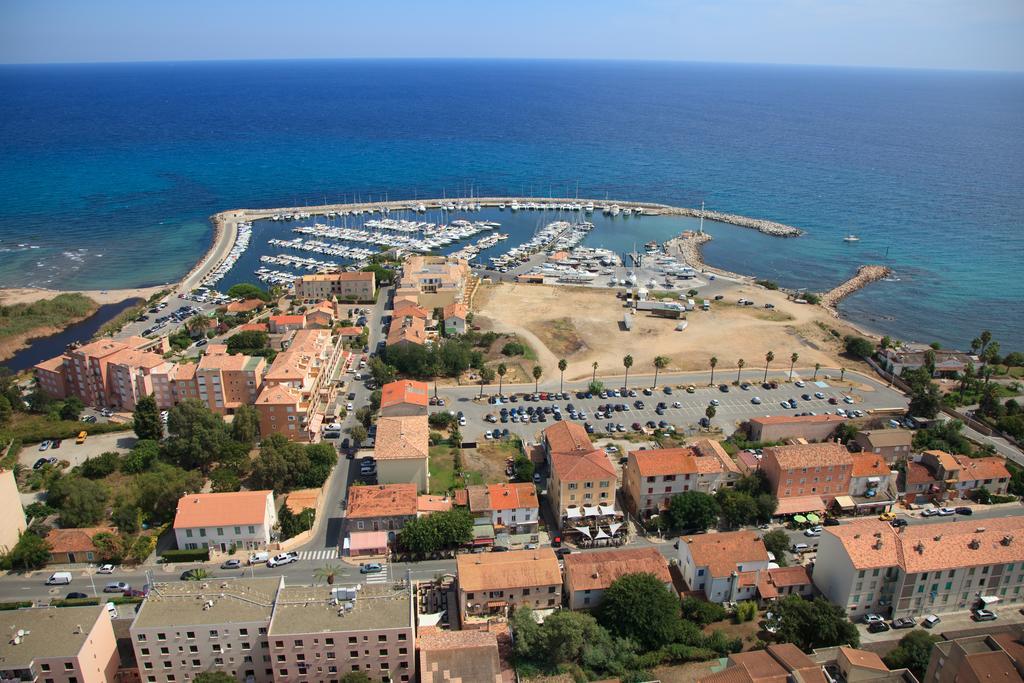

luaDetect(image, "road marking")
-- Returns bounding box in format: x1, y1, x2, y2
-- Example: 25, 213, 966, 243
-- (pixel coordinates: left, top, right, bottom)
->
364, 562, 388, 584
298, 549, 339, 561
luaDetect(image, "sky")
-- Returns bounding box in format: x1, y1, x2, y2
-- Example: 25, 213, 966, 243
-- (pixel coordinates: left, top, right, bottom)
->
1, 0, 1023, 71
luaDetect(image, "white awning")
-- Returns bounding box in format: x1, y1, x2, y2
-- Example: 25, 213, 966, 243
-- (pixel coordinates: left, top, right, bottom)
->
574, 526, 593, 539
595, 529, 610, 539
980, 595, 1000, 605
583, 505, 600, 517
565, 508, 582, 519
607, 522, 622, 536
599, 504, 617, 516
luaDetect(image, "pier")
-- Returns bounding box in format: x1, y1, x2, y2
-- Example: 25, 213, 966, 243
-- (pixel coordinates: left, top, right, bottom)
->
820, 264, 893, 317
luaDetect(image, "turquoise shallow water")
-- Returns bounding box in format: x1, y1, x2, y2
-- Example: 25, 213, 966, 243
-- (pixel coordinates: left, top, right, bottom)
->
0, 59, 1021, 348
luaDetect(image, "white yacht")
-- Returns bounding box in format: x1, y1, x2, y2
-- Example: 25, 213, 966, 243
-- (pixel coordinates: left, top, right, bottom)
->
843, 234, 860, 243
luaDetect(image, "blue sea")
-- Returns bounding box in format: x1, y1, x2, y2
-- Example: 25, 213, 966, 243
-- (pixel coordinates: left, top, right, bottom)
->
1, 59, 1022, 349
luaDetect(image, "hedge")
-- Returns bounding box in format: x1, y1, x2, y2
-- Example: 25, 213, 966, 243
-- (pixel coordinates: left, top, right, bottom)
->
0, 601, 33, 611
51, 595, 144, 608
160, 548, 210, 563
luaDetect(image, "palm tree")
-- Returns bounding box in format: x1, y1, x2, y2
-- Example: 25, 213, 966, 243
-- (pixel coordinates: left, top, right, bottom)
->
736, 358, 745, 384
185, 568, 211, 582
789, 352, 799, 381
591, 361, 599, 385
840, 366, 847, 382
532, 366, 543, 393
813, 363, 821, 380
186, 315, 212, 338
763, 351, 775, 383
479, 366, 495, 398
314, 564, 343, 585
709, 356, 718, 386
558, 359, 567, 394
622, 355, 634, 391
497, 363, 507, 395
653, 356, 670, 389
705, 405, 716, 425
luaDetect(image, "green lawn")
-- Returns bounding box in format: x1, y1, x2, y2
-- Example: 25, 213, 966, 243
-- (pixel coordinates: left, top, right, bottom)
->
428, 444, 483, 495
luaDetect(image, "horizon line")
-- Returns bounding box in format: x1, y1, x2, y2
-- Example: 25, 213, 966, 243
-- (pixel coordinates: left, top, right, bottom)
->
1, 55, 1021, 75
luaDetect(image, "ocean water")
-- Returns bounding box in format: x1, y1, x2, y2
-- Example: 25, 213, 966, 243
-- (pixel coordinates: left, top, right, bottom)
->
0, 59, 1021, 348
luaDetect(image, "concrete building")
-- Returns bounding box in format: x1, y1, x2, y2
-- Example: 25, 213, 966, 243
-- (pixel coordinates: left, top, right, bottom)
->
372, 416, 430, 493
562, 547, 672, 609
304, 300, 337, 329
386, 315, 427, 347
442, 302, 468, 336
814, 517, 1024, 620
418, 626, 509, 683
173, 491, 277, 552
853, 429, 914, 464
676, 530, 770, 603
952, 454, 1011, 497
267, 583, 415, 683
193, 347, 265, 415
394, 255, 469, 310
465, 483, 540, 535
881, 347, 975, 378
898, 450, 1008, 505
762, 442, 853, 508
267, 314, 306, 334
756, 565, 816, 602
456, 548, 562, 624
747, 414, 848, 443
622, 440, 740, 518
0, 469, 26, 554
542, 422, 618, 531
835, 452, 899, 516
378, 380, 429, 418
924, 631, 1024, 683
701, 643, 916, 683
292, 271, 376, 303
344, 483, 418, 543
0, 605, 119, 683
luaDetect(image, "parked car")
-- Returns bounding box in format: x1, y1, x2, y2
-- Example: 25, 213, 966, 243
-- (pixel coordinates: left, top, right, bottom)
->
66, 592, 88, 600
972, 609, 997, 622
862, 614, 885, 624
955, 507, 973, 515
890, 519, 909, 528
103, 582, 129, 593
922, 614, 942, 628
32, 457, 49, 470
221, 559, 242, 569
359, 562, 383, 574
267, 552, 298, 568
868, 621, 890, 633
937, 507, 956, 516
892, 616, 917, 629
97, 564, 115, 574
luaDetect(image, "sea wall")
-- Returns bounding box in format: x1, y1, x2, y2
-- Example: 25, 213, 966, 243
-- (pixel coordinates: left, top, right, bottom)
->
820, 265, 892, 317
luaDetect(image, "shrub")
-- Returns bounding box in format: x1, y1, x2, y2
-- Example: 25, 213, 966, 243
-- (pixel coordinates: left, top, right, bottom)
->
160, 548, 210, 563
79, 451, 121, 478
681, 596, 727, 626
0, 601, 33, 610
735, 601, 758, 623
501, 341, 526, 356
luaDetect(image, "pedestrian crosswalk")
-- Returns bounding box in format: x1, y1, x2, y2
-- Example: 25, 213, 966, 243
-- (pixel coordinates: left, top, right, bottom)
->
298, 549, 339, 561
365, 562, 388, 584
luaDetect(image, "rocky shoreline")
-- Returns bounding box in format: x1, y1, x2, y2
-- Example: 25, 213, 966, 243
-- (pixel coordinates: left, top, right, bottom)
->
664, 231, 751, 281
820, 265, 893, 318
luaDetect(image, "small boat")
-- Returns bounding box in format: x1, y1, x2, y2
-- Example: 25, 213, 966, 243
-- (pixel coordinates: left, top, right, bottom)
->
843, 234, 860, 242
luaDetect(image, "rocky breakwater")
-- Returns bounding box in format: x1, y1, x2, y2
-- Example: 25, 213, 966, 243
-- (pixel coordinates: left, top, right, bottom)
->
659, 206, 805, 237
820, 265, 893, 318
665, 231, 749, 281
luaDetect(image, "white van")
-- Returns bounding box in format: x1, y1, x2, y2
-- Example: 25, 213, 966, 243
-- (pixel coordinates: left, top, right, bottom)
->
248, 552, 270, 565
104, 602, 119, 619
45, 571, 73, 585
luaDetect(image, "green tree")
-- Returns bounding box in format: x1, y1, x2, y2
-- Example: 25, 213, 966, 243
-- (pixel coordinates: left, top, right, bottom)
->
833, 422, 859, 444
532, 365, 543, 393
210, 467, 242, 492
132, 394, 163, 441
501, 341, 526, 356
111, 502, 143, 534
622, 354, 633, 390
654, 355, 670, 389
513, 455, 535, 482
478, 366, 495, 397
121, 439, 159, 474
163, 399, 245, 473
844, 335, 874, 358
368, 357, 397, 385
908, 382, 942, 419
681, 596, 727, 626
709, 356, 718, 386
716, 490, 758, 529
185, 314, 212, 337
91, 531, 126, 563
761, 529, 791, 567
184, 568, 211, 581
913, 420, 972, 454
705, 405, 716, 425
299, 442, 338, 488
251, 434, 310, 492
79, 451, 120, 478
226, 283, 269, 301
225, 330, 269, 354
48, 476, 108, 527
397, 508, 473, 555
665, 491, 720, 533
773, 595, 859, 651
60, 396, 84, 421
538, 609, 613, 668
736, 358, 745, 384
133, 463, 203, 523
348, 424, 368, 445
789, 352, 799, 380
592, 361, 599, 385
597, 572, 682, 650
497, 363, 507, 395
813, 362, 821, 379
884, 631, 941, 681
763, 351, 775, 383
557, 358, 568, 393
7, 532, 51, 570
0, 394, 11, 426
230, 404, 260, 445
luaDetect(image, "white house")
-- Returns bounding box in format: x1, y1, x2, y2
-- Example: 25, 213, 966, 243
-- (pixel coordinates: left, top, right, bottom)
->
677, 530, 771, 603
466, 483, 540, 535
173, 490, 277, 552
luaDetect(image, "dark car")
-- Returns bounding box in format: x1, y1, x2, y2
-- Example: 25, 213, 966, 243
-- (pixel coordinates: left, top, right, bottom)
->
868, 621, 891, 633
890, 518, 909, 528
51, 439, 62, 449
32, 457, 48, 470
663, 386, 673, 394
66, 592, 89, 600
823, 518, 841, 527
892, 617, 917, 629
955, 507, 973, 515
719, 384, 730, 392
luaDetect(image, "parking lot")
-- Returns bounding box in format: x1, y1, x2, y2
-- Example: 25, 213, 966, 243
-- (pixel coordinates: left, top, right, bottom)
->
20, 431, 137, 470
115, 291, 224, 342
431, 373, 908, 443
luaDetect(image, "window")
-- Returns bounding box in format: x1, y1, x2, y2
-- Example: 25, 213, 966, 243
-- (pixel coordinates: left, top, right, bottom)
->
378, 635, 387, 642
235, 526, 241, 534
186, 631, 195, 639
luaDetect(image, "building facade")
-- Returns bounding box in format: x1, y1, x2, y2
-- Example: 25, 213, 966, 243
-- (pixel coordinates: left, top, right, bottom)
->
293, 271, 376, 303
456, 549, 562, 624
562, 547, 672, 609
762, 442, 853, 506
677, 530, 771, 603
173, 491, 277, 552
0, 605, 119, 683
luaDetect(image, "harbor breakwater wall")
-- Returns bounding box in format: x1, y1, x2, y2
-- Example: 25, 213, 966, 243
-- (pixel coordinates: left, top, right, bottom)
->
820, 265, 893, 317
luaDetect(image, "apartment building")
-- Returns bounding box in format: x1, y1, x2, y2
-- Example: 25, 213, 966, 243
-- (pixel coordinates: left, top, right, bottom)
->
372, 416, 430, 493
900, 450, 1010, 504
394, 255, 470, 310
255, 328, 344, 441
344, 484, 418, 535
853, 429, 914, 464
456, 548, 562, 624
378, 379, 429, 417
952, 454, 1011, 497
292, 271, 376, 303
193, 347, 265, 415
762, 442, 853, 507
814, 517, 1024, 620
677, 530, 771, 603
541, 421, 618, 532
267, 315, 306, 334
747, 413, 848, 442
173, 491, 277, 552
622, 440, 740, 517
466, 482, 540, 535
838, 452, 899, 515
701, 643, 917, 683
0, 468, 26, 554
0, 605, 119, 683
267, 583, 415, 683
925, 631, 1024, 683
881, 347, 975, 378
35, 336, 168, 408
562, 547, 672, 609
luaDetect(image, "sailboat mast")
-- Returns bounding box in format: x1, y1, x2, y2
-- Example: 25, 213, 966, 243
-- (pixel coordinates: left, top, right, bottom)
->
699, 200, 705, 234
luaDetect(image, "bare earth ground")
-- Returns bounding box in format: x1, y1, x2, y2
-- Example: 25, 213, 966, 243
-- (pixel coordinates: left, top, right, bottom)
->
0, 286, 166, 306
473, 282, 873, 382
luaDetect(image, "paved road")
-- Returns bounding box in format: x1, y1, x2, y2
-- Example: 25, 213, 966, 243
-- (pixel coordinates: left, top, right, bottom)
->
435, 368, 907, 443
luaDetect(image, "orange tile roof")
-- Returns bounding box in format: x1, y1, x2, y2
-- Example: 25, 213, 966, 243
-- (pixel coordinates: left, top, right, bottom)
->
630, 447, 700, 477
924, 449, 961, 472
484, 483, 539, 512
443, 303, 468, 320
380, 380, 430, 409
763, 442, 853, 470
284, 489, 320, 514
839, 647, 889, 672
34, 355, 66, 372
766, 565, 812, 587
953, 455, 1011, 483
417, 628, 503, 683
374, 416, 430, 460
298, 271, 375, 282
456, 548, 561, 592
106, 348, 167, 370
749, 414, 848, 426
171, 362, 197, 381
543, 421, 593, 456
206, 343, 229, 354
173, 491, 272, 529
680, 530, 769, 578
197, 350, 253, 371
418, 495, 453, 514
270, 314, 306, 326
256, 383, 300, 406
346, 484, 418, 519
563, 547, 671, 592
46, 526, 111, 554
393, 299, 431, 319
237, 323, 269, 332
71, 338, 128, 358
899, 516, 1024, 573
855, 429, 912, 448
387, 316, 427, 345
905, 461, 937, 485
225, 298, 264, 313
691, 438, 743, 474
851, 452, 890, 478
337, 326, 364, 336
823, 519, 906, 570
552, 448, 616, 482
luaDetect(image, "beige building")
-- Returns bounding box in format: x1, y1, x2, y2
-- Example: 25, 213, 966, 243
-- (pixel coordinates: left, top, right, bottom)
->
378, 380, 429, 418
814, 516, 1024, 620
562, 547, 672, 609
193, 347, 266, 415
0, 605, 119, 683
762, 442, 853, 507
747, 414, 848, 442
925, 631, 1024, 683
0, 469, 26, 553
853, 429, 914, 464
173, 490, 277, 552
622, 440, 740, 517
456, 548, 562, 624
293, 271, 376, 303
394, 255, 470, 310
542, 422, 618, 531
677, 530, 771, 603
372, 416, 430, 492
418, 626, 510, 683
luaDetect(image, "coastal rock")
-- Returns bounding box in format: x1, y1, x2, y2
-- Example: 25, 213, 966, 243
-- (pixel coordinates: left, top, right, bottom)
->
820, 265, 893, 317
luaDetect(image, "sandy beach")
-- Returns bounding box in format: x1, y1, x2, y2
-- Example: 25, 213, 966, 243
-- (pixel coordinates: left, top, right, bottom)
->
0, 286, 166, 307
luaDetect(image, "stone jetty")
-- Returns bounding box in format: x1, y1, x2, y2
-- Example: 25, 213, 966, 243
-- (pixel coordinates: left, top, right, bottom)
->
820, 265, 893, 317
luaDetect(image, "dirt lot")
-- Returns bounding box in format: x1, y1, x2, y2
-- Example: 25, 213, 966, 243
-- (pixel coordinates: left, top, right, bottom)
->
473, 281, 869, 382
